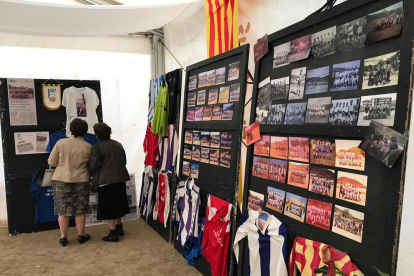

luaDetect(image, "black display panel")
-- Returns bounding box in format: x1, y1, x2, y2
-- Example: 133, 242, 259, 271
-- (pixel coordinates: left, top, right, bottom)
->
175, 45, 250, 276
242, 0, 412, 275
0, 79, 103, 235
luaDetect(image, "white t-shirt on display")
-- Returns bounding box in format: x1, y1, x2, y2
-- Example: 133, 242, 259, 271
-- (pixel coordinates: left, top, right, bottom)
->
62, 86, 99, 137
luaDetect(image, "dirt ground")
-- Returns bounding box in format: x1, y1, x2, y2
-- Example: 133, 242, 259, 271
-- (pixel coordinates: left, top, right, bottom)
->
0, 220, 201, 276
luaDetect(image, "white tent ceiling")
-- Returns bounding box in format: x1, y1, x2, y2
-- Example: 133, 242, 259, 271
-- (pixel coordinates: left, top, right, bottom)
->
0, 0, 201, 36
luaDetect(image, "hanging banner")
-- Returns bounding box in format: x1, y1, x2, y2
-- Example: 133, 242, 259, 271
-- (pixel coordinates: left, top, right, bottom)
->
7, 78, 37, 126
42, 84, 61, 111
205, 0, 239, 58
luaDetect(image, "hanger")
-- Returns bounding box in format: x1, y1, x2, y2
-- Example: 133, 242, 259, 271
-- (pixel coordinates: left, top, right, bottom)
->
42, 79, 63, 85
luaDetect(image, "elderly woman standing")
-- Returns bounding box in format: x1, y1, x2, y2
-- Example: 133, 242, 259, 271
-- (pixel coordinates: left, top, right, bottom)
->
48, 118, 92, 246
90, 123, 130, 242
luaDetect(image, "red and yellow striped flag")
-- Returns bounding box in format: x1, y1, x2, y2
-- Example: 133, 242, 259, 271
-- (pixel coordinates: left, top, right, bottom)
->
205, 0, 239, 58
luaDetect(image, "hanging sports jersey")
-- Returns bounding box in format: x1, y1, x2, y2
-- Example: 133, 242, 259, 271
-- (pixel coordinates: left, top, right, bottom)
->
158, 122, 179, 172
289, 237, 364, 276
172, 178, 201, 246
234, 210, 288, 276
152, 83, 169, 137
46, 129, 98, 152
143, 123, 159, 168
166, 69, 182, 124
148, 76, 163, 123
140, 166, 154, 221
202, 195, 232, 276
29, 173, 58, 224
184, 218, 205, 266
153, 171, 170, 227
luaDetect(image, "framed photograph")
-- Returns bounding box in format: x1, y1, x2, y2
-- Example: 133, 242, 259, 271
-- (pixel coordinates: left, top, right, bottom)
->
365, 2, 403, 45
332, 205, 364, 243
220, 150, 231, 168
273, 42, 290, 68
210, 132, 220, 148
305, 66, 330, 95
284, 102, 307, 125
220, 132, 232, 149
216, 67, 226, 84
311, 26, 336, 58
289, 67, 306, 100
184, 131, 193, 144
194, 107, 204, 121
357, 93, 397, 126
219, 86, 230, 104
267, 104, 286, 125
192, 146, 201, 161
288, 35, 311, 62
362, 51, 400, 90
248, 190, 264, 211
336, 171, 368, 206
359, 121, 407, 167
229, 83, 241, 102
289, 137, 309, 162
270, 77, 289, 100
270, 136, 288, 160
203, 106, 212, 121
284, 193, 307, 222
254, 135, 271, 156
336, 16, 367, 53
197, 90, 206, 105
201, 147, 210, 163
329, 98, 360, 126
208, 89, 218, 105
187, 92, 196, 107
335, 139, 365, 171
310, 138, 335, 166
268, 158, 287, 183
287, 162, 310, 189
228, 61, 240, 81
182, 161, 191, 176
266, 187, 286, 213
305, 97, 331, 124
306, 199, 332, 231
210, 149, 220, 165
191, 163, 200, 179
207, 70, 216, 86
212, 104, 223, 120
252, 156, 269, 180
308, 166, 335, 197
193, 131, 201, 145
331, 60, 360, 92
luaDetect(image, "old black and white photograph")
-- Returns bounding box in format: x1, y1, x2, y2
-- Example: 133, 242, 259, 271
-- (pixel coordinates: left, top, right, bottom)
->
288, 35, 311, 63
365, 2, 404, 45
362, 51, 400, 90
229, 83, 240, 102
305, 66, 330, 95
187, 92, 196, 107
221, 132, 232, 149
222, 103, 234, 121
254, 34, 269, 63
359, 121, 407, 168
336, 16, 367, 53
329, 98, 360, 126
358, 92, 397, 126
256, 78, 271, 124
311, 26, 336, 58
305, 97, 331, 124
228, 61, 240, 81
267, 104, 286, 125
284, 102, 307, 125
289, 67, 306, 100
188, 75, 197, 90
270, 77, 289, 100
273, 42, 290, 68
331, 60, 360, 92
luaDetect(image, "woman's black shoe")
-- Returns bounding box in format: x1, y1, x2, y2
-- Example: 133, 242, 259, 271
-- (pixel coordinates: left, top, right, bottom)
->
59, 237, 67, 247
116, 223, 124, 237
102, 230, 119, 242
78, 234, 91, 244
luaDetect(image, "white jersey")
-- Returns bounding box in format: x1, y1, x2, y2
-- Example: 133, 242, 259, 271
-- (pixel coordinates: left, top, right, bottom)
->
234, 210, 288, 276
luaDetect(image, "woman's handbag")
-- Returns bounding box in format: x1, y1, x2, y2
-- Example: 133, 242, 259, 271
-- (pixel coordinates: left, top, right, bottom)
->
90, 143, 103, 193
42, 167, 55, 187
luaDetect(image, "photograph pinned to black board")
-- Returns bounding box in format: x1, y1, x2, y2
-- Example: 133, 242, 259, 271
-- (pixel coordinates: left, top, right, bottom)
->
187, 92, 196, 107
210, 132, 220, 148
357, 92, 397, 127
197, 90, 206, 105
192, 146, 201, 161
220, 150, 231, 168
329, 98, 360, 126
305, 66, 330, 95
288, 35, 311, 63
273, 42, 290, 68
332, 205, 364, 243
186, 108, 195, 121
254, 34, 269, 63
359, 121, 407, 168
182, 161, 191, 176
336, 16, 366, 53
248, 190, 264, 211
203, 106, 212, 121
229, 83, 240, 102
201, 147, 210, 163
198, 71, 207, 88
201, 131, 210, 147
191, 163, 200, 179
222, 103, 234, 121
256, 77, 271, 124
185, 131, 193, 144
289, 67, 306, 100
305, 96, 331, 124
284, 102, 307, 125
216, 67, 226, 84
362, 51, 400, 90
267, 104, 286, 125
228, 61, 240, 81
220, 132, 232, 149
219, 86, 230, 104
212, 104, 223, 120
193, 131, 201, 145
183, 144, 192, 159
188, 75, 197, 91
270, 76, 289, 100
365, 1, 403, 45
194, 107, 204, 122
331, 60, 360, 92
210, 149, 220, 165
311, 26, 336, 58
208, 88, 218, 104
207, 69, 216, 86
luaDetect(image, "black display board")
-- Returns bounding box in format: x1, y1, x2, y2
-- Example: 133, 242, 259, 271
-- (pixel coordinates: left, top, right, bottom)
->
175, 45, 250, 276
241, 0, 412, 275
0, 79, 103, 235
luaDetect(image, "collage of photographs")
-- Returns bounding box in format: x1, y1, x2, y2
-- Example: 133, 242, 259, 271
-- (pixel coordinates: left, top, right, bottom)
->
186, 61, 241, 123
259, 2, 403, 127
182, 130, 233, 178
249, 135, 368, 243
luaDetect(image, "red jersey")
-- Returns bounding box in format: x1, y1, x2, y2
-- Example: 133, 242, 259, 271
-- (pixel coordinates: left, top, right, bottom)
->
143, 123, 159, 167
202, 195, 232, 276
153, 171, 170, 227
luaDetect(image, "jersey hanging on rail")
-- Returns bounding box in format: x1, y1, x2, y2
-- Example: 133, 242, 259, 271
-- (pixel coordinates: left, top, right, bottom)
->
234, 210, 288, 276
172, 178, 201, 246
140, 166, 154, 221
158, 122, 179, 172
202, 195, 232, 276
152, 171, 170, 227
62, 86, 99, 137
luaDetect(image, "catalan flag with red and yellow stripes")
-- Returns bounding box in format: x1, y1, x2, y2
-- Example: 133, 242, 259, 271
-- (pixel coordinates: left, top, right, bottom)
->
289, 237, 364, 276
205, 0, 239, 58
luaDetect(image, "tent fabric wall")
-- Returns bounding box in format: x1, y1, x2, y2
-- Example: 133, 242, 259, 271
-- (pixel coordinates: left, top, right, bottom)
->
0, 32, 151, 225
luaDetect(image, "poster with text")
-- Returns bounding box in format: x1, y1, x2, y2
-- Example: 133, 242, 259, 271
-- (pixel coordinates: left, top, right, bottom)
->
14, 132, 49, 155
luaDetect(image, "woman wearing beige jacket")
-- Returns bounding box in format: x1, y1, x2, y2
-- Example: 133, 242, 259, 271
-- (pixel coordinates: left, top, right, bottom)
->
48, 118, 92, 246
